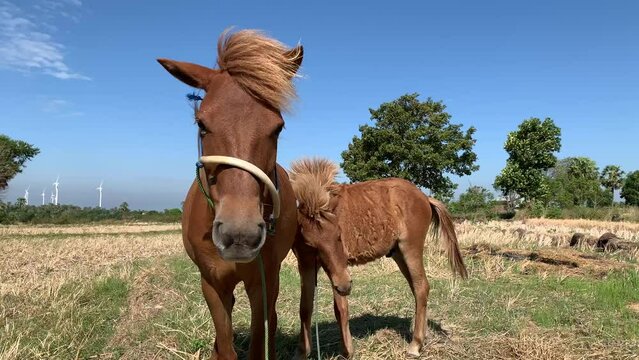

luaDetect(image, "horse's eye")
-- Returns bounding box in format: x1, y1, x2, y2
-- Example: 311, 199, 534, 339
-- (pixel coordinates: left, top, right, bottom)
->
197, 121, 208, 135
272, 124, 284, 138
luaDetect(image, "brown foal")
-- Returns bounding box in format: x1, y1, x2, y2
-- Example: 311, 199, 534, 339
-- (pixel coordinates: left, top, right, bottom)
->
290, 158, 468, 359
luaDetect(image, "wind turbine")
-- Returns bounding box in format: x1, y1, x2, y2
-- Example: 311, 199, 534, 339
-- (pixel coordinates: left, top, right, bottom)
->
24, 186, 30, 205
53, 176, 59, 205
41, 188, 46, 205
96, 180, 103, 208
50, 191, 54, 204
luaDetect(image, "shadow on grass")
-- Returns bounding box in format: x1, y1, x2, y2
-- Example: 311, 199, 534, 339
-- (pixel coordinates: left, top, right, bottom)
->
229, 314, 448, 359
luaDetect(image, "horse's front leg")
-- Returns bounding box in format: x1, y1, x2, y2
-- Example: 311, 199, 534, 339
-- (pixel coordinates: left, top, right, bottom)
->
333, 289, 354, 358
293, 246, 319, 360
246, 263, 280, 360
201, 276, 237, 360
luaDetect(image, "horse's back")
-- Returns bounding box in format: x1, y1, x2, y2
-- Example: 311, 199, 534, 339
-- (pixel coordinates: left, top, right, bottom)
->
334, 178, 431, 264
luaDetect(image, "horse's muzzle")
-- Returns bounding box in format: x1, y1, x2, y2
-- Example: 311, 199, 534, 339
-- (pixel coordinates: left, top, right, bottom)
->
212, 220, 267, 262
334, 280, 353, 296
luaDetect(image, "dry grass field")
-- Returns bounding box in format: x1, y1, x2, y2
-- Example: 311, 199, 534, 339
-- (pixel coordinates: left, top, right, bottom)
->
1, 220, 638, 359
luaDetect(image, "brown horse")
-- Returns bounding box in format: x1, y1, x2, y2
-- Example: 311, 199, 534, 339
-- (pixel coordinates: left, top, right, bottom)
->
290, 158, 468, 359
158, 30, 302, 360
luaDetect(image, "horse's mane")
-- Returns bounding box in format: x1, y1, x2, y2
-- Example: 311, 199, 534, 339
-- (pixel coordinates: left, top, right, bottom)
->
217, 29, 301, 112
289, 158, 339, 219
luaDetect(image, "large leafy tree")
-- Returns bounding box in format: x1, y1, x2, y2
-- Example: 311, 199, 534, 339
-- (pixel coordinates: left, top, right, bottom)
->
621, 171, 639, 206
494, 117, 561, 207
341, 93, 478, 200
0, 135, 40, 191
548, 157, 607, 207
454, 186, 495, 214
600, 165, 625, 203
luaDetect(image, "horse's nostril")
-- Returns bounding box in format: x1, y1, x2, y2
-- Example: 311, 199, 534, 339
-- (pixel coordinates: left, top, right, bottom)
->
334, 284, 352, 296
213, 221, 234, 248
213, 221, 224, 236
257, 222, 266, 233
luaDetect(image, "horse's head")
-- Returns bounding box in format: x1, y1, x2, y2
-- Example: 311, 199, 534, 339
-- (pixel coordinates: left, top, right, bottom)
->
298, 212, 352, 296
158, 30, 303, 262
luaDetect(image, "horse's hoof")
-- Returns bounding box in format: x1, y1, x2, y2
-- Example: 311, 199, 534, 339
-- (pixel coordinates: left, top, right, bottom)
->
291, 349, 309, 360
406, 343, 421, 358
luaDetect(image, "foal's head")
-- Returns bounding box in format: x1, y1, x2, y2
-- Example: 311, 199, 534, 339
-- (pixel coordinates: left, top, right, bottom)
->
158, 30, 303, 262
290, 158, 352, 296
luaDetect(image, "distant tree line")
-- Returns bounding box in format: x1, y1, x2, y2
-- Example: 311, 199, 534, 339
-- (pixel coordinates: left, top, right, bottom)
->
4, 93, 639, 224
0, 201, 181, 225
340, 95, 639, 221
492, 118, 639, 209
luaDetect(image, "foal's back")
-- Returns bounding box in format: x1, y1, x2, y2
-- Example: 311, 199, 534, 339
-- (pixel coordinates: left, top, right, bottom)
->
332, 178, 433, 264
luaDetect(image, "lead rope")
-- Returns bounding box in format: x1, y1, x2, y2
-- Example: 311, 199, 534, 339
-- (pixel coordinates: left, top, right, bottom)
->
258, 254, 269, 359
195, 163, 215, 209
314, 257, 321, 359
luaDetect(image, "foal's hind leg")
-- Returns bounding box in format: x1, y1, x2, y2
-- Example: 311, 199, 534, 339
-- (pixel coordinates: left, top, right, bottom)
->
392, 246, 430, 357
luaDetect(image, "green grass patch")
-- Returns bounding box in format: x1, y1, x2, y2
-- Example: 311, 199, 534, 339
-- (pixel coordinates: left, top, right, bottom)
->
1, 274, 130, 359
429, 270, 639, 341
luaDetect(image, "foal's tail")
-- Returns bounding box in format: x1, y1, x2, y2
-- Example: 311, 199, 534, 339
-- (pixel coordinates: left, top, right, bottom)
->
428, 198, 468, 279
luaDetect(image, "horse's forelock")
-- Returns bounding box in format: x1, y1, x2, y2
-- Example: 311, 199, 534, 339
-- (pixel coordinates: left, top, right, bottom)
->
290, 158, 339, 185
290, 158, 339, 219
217, 29, 301, 112
291, 174, 330, 219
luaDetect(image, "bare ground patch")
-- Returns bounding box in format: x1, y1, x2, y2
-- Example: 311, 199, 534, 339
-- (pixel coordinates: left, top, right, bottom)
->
0, 227, 182, 296
0, 223, 180, 237
107, 262, 187, 359
465, 244, 636, 278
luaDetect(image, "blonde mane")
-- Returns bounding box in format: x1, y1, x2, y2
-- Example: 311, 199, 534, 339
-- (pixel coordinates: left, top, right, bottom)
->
289, 158, 339, 219
217, 29, 301, 112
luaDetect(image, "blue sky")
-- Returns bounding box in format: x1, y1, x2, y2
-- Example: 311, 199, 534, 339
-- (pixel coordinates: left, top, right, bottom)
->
2, 0, 638, 210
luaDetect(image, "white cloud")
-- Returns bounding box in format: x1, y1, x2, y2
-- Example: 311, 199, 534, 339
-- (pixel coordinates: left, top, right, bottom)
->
41, 98, 84, 117
0, 0, 89, 80
42, 99, 69, 112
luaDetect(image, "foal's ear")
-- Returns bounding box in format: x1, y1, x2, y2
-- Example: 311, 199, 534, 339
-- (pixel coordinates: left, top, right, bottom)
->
157, 58, 215, 89
284, 45, 304, 76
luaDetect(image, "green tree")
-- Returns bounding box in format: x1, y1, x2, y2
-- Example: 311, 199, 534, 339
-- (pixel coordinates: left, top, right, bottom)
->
455, 186, 495, 214
600, 165, 625, 204
0, 135, 40, 190
621, 171, 639, 206
341, 93, 478, 199
548, 157, 606, 207
494, 118, 561, 207
118, 202, 130, 212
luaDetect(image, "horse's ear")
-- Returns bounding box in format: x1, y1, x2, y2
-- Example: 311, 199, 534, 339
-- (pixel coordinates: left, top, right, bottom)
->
157, 58, 215, 89
284, 45, 303, 76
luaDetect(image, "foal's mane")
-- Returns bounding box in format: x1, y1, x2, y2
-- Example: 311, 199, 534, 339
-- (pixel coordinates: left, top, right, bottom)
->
217, 29, 301, 112
289, 158, 339, 219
